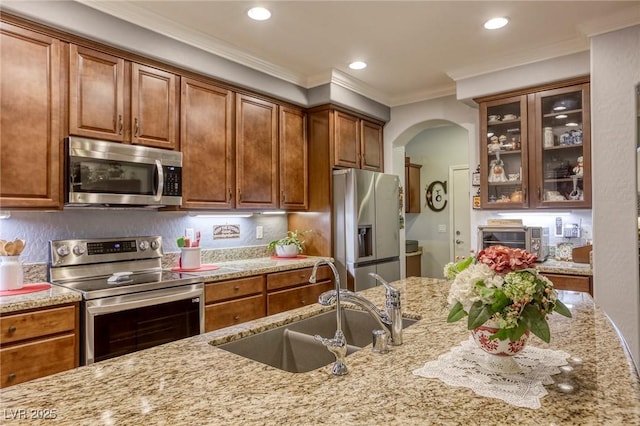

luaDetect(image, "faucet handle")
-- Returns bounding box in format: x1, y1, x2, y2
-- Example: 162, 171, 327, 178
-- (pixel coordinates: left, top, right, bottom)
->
369, 272, 401, 297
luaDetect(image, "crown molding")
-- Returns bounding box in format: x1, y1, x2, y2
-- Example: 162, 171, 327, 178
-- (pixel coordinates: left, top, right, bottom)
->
329, 69, 391, 106
76, 0, 307, 86
388, 85, 457, 107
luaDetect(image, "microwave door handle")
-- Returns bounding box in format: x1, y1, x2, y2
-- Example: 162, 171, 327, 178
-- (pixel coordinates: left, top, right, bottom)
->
154, 160, 164, 203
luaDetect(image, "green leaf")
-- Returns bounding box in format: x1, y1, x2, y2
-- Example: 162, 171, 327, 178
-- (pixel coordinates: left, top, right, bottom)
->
447, 301, 467, 323
522, 304, 551, 343
456, 256, 474, 272
490, 290, 510, 312
553, 299, 572, 318
467, 300, 495, 330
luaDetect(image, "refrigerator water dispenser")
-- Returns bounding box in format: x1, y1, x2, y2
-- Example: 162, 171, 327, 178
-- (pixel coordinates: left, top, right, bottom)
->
358, 225, 373, 258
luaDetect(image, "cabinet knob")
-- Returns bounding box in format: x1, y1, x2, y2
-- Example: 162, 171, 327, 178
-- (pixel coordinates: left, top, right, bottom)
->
233, 286, 240, 291
118, 114, 123, 135
8, 325, 16, 334
301, 299, 306, 305
233, 315, 240, 321
134, 117, 140, 137
7, 373, 16, 382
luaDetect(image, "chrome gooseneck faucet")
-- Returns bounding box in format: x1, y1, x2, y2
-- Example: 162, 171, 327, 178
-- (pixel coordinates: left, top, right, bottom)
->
309, 259, 348, 376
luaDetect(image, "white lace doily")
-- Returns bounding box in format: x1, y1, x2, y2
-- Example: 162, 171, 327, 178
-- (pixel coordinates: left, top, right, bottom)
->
413, 337, 570, 409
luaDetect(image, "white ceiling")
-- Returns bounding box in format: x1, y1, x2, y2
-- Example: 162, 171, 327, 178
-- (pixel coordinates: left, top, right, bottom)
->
78, 1, 640, 106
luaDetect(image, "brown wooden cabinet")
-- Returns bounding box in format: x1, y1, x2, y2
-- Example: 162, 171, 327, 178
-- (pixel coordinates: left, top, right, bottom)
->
266, 265, 333, 315
69, 44, 179, 150
180, 77, 235, 209
405, 159, 422, 213
204, 276, 266, 332
0, 304, 78, 388
406, 251, 422, 277
0, 22, 64, 209
332, 109, 384, 171
476, 77, 591, 209
279, 106, 308, 210
235, 94, 278, 209
540, 272, 592, 296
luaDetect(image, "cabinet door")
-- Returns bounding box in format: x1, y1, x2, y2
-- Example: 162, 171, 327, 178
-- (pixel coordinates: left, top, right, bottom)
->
333, 110, 360, 168
69, 45, 125, 141
279, 106, 308, 210
235, 94, 278, 209
405, 163, 422, 213
131, 63, 179, 150
0, 23, 62, 208
480, 95, 530, 209
267, 281, 333, 316
181, 78, 234, 209
531, 83, 591, 208
360, 119, 384, 171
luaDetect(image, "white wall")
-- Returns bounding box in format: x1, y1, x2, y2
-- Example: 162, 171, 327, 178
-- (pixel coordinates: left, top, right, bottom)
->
405, 125, 469, 277
591, 24, 640, 369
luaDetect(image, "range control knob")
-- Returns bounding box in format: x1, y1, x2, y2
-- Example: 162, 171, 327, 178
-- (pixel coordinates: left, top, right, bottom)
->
56, 245, 70, 257
138, 240, 150, 251
150, 240, 160, 251
73, 245, 86, 256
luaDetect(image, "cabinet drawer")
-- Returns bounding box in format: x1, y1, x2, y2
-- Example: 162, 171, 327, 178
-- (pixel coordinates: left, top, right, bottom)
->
542, 273, 592, 294
0, 305, 76, 345
267, 265, 332, 291
267, 280, 333, 316
205, 294, 265, 332
1, 333, 76, 388
205, 276, 265, 304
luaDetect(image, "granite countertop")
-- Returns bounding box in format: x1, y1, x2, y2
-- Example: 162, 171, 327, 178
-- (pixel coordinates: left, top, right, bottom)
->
536, 259, 592, 276
0, 285, 81, 315
1, 278, 638, 425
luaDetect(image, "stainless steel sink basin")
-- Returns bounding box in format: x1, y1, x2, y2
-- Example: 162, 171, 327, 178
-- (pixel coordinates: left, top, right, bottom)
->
216, 308, 418, 373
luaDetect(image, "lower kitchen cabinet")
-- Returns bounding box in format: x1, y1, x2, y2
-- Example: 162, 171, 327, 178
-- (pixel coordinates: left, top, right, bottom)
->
204, 276, 266, 332
406, 251, 422, 277
266, 266, 333, 315
540, 272, 592, 296
0, 304, 78, 388
204, 265, 336, 331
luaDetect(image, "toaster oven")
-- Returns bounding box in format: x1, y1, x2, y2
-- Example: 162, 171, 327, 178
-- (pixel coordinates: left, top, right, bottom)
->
478, 226, 549, 261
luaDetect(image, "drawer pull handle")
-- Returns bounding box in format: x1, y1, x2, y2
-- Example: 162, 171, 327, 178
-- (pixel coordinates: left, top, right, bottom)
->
301, 300, 306, 305
234, 286, 240, 291
7, 373, 16, 381
233, 315, 240, 321
8, 326, 16, 334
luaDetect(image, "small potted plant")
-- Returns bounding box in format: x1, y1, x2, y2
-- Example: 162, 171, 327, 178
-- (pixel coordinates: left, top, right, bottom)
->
267, 230, 310, 258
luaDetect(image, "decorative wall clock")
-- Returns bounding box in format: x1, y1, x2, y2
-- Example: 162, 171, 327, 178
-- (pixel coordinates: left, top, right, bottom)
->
426, 180, 447, 212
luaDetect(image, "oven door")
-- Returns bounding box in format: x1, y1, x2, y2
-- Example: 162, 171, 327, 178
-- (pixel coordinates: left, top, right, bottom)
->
84, 283, 203, 364
478, 227, 527, 252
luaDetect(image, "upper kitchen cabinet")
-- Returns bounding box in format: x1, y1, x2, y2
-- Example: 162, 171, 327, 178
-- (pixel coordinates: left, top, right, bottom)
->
180, 77, 234, 209
476, 77, 591, 209
479, 95, 530, 209
0, 22, 63, 209
69, 44, 179, 150
235, 94, 279, 209
531, 82, 591, 209
331, 108, 384, 172
279, 106, 308, 210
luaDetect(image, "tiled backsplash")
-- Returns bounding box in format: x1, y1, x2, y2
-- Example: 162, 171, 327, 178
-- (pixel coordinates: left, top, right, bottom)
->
1, 210, 288, 264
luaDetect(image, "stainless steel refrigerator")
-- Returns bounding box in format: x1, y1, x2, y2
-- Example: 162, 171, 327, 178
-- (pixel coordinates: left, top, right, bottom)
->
333, 168, 400, 291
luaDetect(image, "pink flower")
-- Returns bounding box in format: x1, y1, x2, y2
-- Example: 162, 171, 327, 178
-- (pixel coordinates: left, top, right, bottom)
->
476, 245, 537, 274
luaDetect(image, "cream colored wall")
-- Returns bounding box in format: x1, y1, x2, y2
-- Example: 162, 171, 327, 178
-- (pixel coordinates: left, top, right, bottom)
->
591, 24, 640, 369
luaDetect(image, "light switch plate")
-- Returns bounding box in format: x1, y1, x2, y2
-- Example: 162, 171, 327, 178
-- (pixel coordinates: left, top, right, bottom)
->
185, 228, 195, 241
438, 224, 447, 233
256, 226, 264, 239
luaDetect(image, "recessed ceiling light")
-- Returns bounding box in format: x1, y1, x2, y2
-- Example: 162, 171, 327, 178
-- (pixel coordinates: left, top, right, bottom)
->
349, 61, 367, 70
484, 17, 509, 30
248, 7, 271, 21
555, 114, 568, 119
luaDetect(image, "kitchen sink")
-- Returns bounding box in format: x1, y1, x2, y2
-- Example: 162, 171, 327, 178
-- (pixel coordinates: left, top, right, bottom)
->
216, 308, 418, 373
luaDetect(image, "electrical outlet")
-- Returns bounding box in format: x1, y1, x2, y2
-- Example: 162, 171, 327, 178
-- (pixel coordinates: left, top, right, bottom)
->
185, 228, 195, 241
438, 224, 447, 233
256, 226, 264, 239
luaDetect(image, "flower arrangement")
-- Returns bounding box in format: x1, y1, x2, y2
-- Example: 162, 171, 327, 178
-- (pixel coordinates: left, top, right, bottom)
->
444, 245, 571, 343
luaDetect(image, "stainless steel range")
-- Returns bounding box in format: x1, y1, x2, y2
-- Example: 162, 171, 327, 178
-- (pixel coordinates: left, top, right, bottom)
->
48, 236, 203, 365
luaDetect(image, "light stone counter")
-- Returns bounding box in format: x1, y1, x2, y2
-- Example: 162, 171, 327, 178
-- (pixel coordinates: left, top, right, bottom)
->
1, 278, 639, 425
536, 259, 592, 276
0, 285, 81, 314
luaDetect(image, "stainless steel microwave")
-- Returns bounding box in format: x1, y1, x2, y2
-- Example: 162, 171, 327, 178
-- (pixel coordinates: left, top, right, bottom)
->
66, 136, 182, 207
478, 226, 549, 261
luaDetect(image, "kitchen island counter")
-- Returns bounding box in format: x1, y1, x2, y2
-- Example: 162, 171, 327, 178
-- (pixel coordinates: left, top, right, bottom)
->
1, 277, 638, 425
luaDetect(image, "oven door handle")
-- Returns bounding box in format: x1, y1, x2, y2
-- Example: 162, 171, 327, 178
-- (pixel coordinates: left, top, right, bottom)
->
86, 285, 202, 315
153, 160, 164, 203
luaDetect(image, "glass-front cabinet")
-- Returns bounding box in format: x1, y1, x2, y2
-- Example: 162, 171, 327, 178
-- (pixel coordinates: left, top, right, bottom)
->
477, 78, 591, 210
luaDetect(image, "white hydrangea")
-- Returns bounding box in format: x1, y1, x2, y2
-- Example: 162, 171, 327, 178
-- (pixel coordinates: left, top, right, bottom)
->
447, 263, 504, 312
